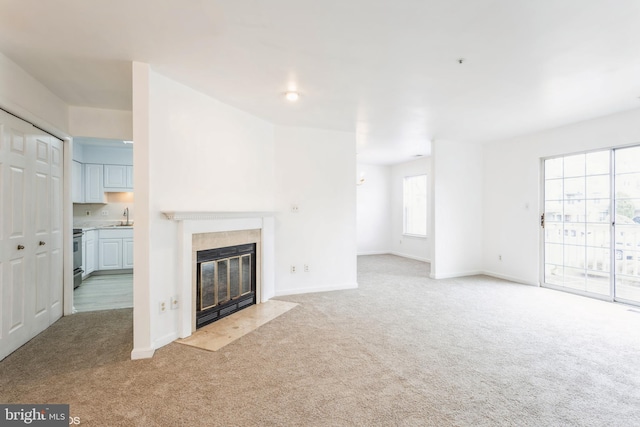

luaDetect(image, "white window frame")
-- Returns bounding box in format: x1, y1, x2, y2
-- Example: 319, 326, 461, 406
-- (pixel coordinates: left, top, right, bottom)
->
403, 174, 428, 237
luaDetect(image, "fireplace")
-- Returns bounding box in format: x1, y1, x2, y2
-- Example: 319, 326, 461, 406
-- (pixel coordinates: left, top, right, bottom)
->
196, 243, 256, 328
162, 211, 275, 339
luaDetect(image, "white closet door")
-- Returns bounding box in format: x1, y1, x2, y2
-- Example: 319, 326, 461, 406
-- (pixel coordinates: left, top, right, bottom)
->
0, 110, 63, 360
49, 138, 63, 323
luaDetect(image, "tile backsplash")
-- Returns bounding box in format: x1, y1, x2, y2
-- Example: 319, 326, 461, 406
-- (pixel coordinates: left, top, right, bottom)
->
73, 192, 134, 227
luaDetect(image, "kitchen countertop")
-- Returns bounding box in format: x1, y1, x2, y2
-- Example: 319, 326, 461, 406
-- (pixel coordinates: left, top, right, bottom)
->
75, 223, 134, 231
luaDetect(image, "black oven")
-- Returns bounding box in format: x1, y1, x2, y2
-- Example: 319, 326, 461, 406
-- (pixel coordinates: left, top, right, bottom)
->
73, 229, 83, 288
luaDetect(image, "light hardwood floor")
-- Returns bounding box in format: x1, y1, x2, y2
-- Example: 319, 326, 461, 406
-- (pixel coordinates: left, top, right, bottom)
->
73, 273, 133, 312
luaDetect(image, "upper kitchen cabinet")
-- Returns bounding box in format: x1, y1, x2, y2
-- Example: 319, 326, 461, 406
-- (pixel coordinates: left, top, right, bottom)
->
104, 164, 133, 191
84, 163, 106, 203
72, 160, 84, 203
126, 165, 133, 188
72, 139, 133, 202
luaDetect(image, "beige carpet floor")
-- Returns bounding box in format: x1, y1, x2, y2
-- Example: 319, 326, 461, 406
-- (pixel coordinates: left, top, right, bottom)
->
1, 255, 640, 426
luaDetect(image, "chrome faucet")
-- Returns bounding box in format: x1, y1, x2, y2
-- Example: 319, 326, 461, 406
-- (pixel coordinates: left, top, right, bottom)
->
123, 207, 130, 225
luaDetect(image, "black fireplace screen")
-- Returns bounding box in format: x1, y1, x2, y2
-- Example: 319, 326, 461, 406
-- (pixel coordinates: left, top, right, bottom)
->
196, 243, 256, 328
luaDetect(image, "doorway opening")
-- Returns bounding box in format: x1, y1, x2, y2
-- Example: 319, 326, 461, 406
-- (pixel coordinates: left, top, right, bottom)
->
71, 137, 134, 313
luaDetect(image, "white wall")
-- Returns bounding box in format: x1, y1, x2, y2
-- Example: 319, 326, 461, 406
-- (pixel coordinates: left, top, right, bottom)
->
431, 140, 484, 279
132, 64, 276, 356
149, 75, 275, 212
274, 126, 358, 294
483, 107, 640, 285
133, 64, 357, 356
390, 157, 431, 262
0, 52, 68, 135
356, 164, 392, 255
68, 106, 133, 140
132, 62, 153, 358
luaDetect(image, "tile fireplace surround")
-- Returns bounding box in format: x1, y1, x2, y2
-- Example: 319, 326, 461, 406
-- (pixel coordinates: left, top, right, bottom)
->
163, 212, 275, 338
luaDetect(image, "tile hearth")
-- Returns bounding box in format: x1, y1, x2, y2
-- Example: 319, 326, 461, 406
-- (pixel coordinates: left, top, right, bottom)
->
176, 300, 298, 352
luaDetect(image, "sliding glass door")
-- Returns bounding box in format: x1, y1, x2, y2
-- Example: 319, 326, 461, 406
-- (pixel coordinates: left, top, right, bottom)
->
543, 151, 612, 297
543, 146, 640, 305
613, 146, 640, 303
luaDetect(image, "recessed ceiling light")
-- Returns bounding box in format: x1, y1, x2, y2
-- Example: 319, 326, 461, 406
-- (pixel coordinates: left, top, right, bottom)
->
285, 91, 299, 102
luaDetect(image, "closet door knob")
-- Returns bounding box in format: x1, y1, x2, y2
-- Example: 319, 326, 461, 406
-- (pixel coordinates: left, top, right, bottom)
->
17, 244, 25, 250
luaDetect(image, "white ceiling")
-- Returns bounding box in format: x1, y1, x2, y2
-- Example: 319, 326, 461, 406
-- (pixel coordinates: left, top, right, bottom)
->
1, 0, 640, 164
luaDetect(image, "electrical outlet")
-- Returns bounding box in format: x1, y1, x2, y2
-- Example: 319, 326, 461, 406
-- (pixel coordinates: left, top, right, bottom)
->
159, 300, 167, 314
170, 295, 179, 310
290, 265, 296, 273
304, 264, 310, 272
101, 210, 109, 216
291, 204, 299, 213
498, 254, 502, 261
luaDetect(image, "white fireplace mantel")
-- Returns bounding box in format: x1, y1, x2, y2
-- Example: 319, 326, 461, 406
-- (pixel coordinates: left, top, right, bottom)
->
163, 211, 275, 338
163, 211, 275, 221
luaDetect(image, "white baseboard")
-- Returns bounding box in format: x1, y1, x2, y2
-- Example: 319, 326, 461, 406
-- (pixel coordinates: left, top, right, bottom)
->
275, 282, 358, 297
131, 347, 155, 360
131, 331, 179, 360
357, 251, 431, 263
154, 331, 180, 350
390, 251, 430, 263
429, 270, 483, 279
481, 271, 539, 286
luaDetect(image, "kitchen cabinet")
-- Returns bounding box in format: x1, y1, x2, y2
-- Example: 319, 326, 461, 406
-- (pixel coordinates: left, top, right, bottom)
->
123, 238, 134, 268
72, 160, 84, 203
104, 164, 133, 191
98, 228, 133, 270
99, 238, 123, 270
81, 236, 86, 275
126, 165, 133, 188
72, 142, 134, 202
84, 230, 97, 276
84, 163, 105, 203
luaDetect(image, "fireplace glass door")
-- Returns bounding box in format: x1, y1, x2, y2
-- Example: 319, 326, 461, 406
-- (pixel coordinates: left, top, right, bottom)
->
197, 244, 256, 328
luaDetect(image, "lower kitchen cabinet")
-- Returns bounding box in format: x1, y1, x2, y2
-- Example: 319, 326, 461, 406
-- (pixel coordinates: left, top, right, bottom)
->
99, 238, 123, 270
98, 228, 133, 270
123, 238, 134, 268
83, 229, 97, 278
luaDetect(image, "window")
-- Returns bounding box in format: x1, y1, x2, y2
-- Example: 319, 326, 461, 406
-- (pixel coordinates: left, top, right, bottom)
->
403, 174, 427, 236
